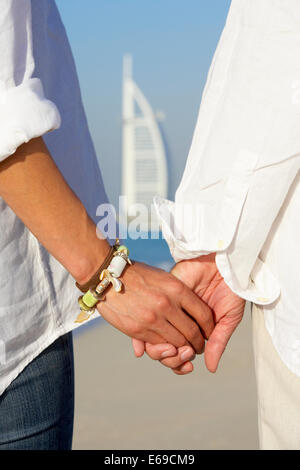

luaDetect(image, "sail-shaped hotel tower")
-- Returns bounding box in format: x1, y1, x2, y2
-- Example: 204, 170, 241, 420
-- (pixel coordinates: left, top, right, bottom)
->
122, 55, 168, 222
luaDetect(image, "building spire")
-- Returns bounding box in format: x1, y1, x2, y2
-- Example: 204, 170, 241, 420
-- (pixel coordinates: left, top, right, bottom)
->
122, 55, 168, 226
123, 53, 133, 82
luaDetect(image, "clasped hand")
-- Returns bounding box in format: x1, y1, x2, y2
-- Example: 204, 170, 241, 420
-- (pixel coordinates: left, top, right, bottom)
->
98, 253, 245, 375
131, 254, 246, 375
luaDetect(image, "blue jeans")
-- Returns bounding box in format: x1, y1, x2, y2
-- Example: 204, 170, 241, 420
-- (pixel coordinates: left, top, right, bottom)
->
0, 333, 74, 450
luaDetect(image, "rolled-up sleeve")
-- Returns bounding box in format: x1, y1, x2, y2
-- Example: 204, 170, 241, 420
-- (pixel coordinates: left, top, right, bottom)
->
155, 0, 300, 306
0, 0, 61, 162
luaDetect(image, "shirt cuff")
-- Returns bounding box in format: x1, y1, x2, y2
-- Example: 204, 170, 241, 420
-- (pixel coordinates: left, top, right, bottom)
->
154, 151, 281, 307
0, 78, 61, 162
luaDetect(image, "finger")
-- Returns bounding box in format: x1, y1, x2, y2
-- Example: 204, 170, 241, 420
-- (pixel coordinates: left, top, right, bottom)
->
99, 297, 188, 347
99, 303, 167, 345
132, 338, 145, 358
204, 320, 238, 373
167, 308, 205, 354
172, 361, 194, 375
181, 286, 215, 339
151, 317, 190, 349
145, 342, 177, 360
160, 345, 195, 369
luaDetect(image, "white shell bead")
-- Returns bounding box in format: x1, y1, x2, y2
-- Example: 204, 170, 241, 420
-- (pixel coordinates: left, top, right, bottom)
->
108, 255, 127, 277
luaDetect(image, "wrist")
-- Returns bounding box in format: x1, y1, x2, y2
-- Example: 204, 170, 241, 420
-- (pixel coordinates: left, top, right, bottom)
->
73, 238, 111, 285
74, 241, 131, 324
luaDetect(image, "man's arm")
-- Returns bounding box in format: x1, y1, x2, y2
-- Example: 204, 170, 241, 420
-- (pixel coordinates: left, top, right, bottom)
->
155, 0, 300, 306
132, 0, 300, 372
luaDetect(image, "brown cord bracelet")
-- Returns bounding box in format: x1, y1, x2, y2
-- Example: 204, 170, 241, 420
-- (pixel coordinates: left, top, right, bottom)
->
75, 239, 120, 293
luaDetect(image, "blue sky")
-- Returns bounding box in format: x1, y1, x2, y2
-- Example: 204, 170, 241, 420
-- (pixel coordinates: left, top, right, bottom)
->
56, 0, 231, 206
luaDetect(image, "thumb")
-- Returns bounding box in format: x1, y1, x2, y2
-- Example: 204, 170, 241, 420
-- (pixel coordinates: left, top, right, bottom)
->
131, 338, 146, 358
204, 319, 239, 373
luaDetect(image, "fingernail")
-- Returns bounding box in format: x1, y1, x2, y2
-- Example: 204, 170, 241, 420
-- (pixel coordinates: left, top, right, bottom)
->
161, 348, 175, 358
181, 362, 192, 373
180, 349, 193, 361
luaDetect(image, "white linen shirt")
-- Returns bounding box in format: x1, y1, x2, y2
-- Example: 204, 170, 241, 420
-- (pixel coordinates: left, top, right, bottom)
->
0, 0, 109, 395
1, 0, 300, 396
156, 0, 300, 376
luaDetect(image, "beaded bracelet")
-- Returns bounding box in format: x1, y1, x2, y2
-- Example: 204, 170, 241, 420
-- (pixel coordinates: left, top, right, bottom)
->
75, 241, 132, 324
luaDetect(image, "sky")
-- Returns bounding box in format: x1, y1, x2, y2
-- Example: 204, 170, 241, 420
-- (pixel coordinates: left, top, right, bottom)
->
56, 0, 231, 207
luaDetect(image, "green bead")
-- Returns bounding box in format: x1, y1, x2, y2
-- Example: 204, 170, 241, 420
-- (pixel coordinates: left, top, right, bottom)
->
117, 245, 129, 256
82, 289, 99, 308
78, 296, 93, 312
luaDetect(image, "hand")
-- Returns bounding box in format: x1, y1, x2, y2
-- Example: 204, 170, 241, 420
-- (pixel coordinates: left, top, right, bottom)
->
133, 340, 197, 375
132, 254, 246, 373
98, 261, 214, 353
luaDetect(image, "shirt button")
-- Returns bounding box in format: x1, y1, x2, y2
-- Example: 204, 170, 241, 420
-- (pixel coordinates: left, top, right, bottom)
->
257, 297, 269, 303
217, 240, 224, 249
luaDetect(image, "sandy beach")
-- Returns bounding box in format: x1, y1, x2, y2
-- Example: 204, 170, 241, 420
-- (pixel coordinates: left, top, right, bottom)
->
72, 303, 258, 450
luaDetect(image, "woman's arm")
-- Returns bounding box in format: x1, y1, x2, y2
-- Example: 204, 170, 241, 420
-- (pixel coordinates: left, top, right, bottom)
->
0, 137, 109, 285
0, 137, 214, 350
0, 1, 214, 351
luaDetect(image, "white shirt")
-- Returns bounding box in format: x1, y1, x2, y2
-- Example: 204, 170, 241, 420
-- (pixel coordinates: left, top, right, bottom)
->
0, 0, 109, 395
156, 0, 300, 376
1, 0, 300, 396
